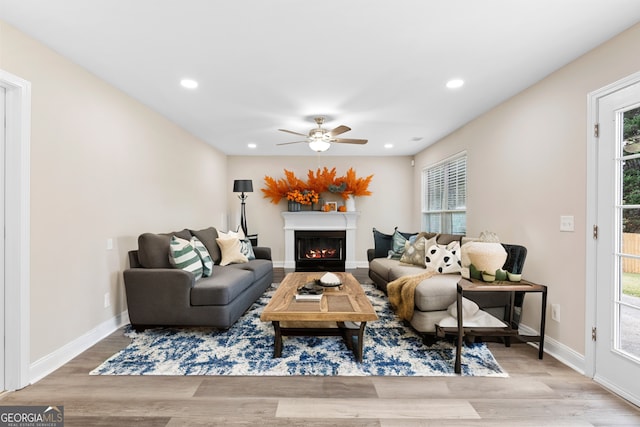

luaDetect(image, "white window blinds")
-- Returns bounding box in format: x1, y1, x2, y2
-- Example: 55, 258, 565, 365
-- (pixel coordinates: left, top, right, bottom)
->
422, 154, 467, 233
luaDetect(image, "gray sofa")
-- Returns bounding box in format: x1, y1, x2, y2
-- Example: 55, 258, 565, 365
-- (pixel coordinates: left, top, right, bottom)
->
367, 229, 525, 337
124, 227, 273, 331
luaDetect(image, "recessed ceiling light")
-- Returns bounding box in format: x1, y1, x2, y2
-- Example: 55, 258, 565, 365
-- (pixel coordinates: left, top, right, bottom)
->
180, 79, 198, 89
446, 79, 464, 89
248, 143, 257, 149
384, 143, 394, 149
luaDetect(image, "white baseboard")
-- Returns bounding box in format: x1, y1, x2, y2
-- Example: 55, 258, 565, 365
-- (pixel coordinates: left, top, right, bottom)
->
29, 311, 129, 385
518, 323, 585, 374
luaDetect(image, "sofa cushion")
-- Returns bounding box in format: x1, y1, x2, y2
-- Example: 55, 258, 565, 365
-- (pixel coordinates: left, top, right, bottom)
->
169, 236, 203, 280
227, 259, 272, 282
370, 258, 423, 282
191, 236, 213, 277
138, 229, 191, 268
369, 258, 395, 282
414, 273, 460, 312
190, 267, 254, 306
388, 264, 428, 281
190, 227, 221, 265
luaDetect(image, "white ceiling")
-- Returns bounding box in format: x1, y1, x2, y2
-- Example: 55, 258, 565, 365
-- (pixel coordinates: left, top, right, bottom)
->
2, 0, 640, 156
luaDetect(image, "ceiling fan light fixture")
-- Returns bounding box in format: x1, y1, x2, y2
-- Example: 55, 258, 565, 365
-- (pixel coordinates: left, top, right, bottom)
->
446, 78, 464, 89
308, 139, 331, 152
180, 78, 198, 89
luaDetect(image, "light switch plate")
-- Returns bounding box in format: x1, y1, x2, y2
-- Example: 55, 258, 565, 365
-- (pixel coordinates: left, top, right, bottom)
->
560, 215, 574, 232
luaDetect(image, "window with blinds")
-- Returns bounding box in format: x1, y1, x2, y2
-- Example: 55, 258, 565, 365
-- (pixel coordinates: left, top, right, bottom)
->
422, 153, 467, 234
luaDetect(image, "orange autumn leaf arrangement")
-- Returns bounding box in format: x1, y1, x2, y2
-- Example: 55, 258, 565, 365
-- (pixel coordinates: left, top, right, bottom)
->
262, 167, 373, 205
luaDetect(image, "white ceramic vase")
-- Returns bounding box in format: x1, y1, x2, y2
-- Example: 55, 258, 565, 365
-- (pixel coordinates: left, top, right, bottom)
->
345, 195, 356, 212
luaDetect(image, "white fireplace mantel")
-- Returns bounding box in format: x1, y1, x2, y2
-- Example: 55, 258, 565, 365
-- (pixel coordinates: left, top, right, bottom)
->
282, 211, 359, 269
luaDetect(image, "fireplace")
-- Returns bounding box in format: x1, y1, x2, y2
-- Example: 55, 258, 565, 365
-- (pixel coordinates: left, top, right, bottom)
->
282, 211, 359, 270
295, 230, 346, 272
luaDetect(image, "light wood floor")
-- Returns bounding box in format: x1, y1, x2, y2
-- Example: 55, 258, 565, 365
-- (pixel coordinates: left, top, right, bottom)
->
2, 269, 640, 426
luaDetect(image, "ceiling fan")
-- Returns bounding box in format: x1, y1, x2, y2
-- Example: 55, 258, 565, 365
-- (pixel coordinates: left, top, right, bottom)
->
277, 117, 368, 152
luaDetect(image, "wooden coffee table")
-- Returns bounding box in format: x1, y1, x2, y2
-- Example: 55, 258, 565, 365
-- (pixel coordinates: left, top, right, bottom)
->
260, 272, 378, 362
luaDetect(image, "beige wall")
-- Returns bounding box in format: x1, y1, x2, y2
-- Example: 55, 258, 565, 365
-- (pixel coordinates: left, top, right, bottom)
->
1, 22, 228, 363
226, 156, 414, 264
414, 23, 640, 355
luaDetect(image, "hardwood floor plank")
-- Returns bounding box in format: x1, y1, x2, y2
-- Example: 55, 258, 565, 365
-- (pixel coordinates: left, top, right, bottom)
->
167, 417, 380, 426
64, 416, 171, 427
379, 419, 594, 426
195, 376, 378, 398
57, 398, 278, 419
276, 398, 480, 420
373, 377, 556, 399
470, 397, 640, 421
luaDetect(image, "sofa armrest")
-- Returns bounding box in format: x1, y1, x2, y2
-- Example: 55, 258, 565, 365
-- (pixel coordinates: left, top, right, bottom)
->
367, 248, 376, 262
123, 268, 194, 313
253, 246, 272, 261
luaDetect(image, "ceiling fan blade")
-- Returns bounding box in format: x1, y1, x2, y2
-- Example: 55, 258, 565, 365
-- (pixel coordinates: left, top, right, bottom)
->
329, 125, 351, 137
334, 138, 368, 145
279, 129, 309, 137
277, 140, 307, 146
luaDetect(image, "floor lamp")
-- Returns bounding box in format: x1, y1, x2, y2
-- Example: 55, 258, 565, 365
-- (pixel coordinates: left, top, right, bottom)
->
233, 179, 253, 237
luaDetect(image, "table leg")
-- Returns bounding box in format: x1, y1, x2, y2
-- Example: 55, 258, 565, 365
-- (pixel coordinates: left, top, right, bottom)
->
355, 322, 366, 362
338, 322, 367, 362
455, 285, 463, 374
539, 288, 547, 359
272, 321, 282, 358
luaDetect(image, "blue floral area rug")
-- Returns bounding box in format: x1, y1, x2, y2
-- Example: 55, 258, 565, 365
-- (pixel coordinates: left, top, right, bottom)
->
91, 284, 507, 377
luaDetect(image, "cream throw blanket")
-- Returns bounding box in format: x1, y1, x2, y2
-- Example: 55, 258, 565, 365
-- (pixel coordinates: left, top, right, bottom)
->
387, 271, 436, 321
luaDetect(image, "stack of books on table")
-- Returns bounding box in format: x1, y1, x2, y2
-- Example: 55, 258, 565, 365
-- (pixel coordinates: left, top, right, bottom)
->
295, 282, 324, 301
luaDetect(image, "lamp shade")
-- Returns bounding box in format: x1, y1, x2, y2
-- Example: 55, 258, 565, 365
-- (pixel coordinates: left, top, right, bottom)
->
233, 179, 253, 193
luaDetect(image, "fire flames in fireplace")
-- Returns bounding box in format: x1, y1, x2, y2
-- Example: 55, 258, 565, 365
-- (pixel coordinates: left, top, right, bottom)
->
294, 230, 346, 271
304, 248, 338, 259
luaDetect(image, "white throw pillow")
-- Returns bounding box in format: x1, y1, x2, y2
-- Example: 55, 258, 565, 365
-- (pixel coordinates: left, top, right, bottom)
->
216, 237, 248, 266
447, 297, 480, 318
218, 229, 254, 260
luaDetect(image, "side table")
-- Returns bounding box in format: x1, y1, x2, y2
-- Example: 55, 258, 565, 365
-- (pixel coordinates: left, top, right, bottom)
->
447, 277, 547, 374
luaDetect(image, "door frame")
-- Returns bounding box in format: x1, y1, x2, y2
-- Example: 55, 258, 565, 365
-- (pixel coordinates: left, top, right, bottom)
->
586, 70, 640, 399
0, 69, 31, 391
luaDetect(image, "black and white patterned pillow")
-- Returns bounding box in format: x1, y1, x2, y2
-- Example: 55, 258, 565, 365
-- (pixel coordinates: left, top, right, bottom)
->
425, 241, 462, 274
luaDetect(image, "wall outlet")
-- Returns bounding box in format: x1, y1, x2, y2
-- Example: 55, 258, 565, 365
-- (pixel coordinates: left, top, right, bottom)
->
104, 292, 111, 308
106, 238, 114, 250
551, 304, 560, 322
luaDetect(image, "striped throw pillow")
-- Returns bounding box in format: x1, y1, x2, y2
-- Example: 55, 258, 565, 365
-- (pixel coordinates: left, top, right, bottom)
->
191, 236, 214, 277
169, 236, 203, 280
